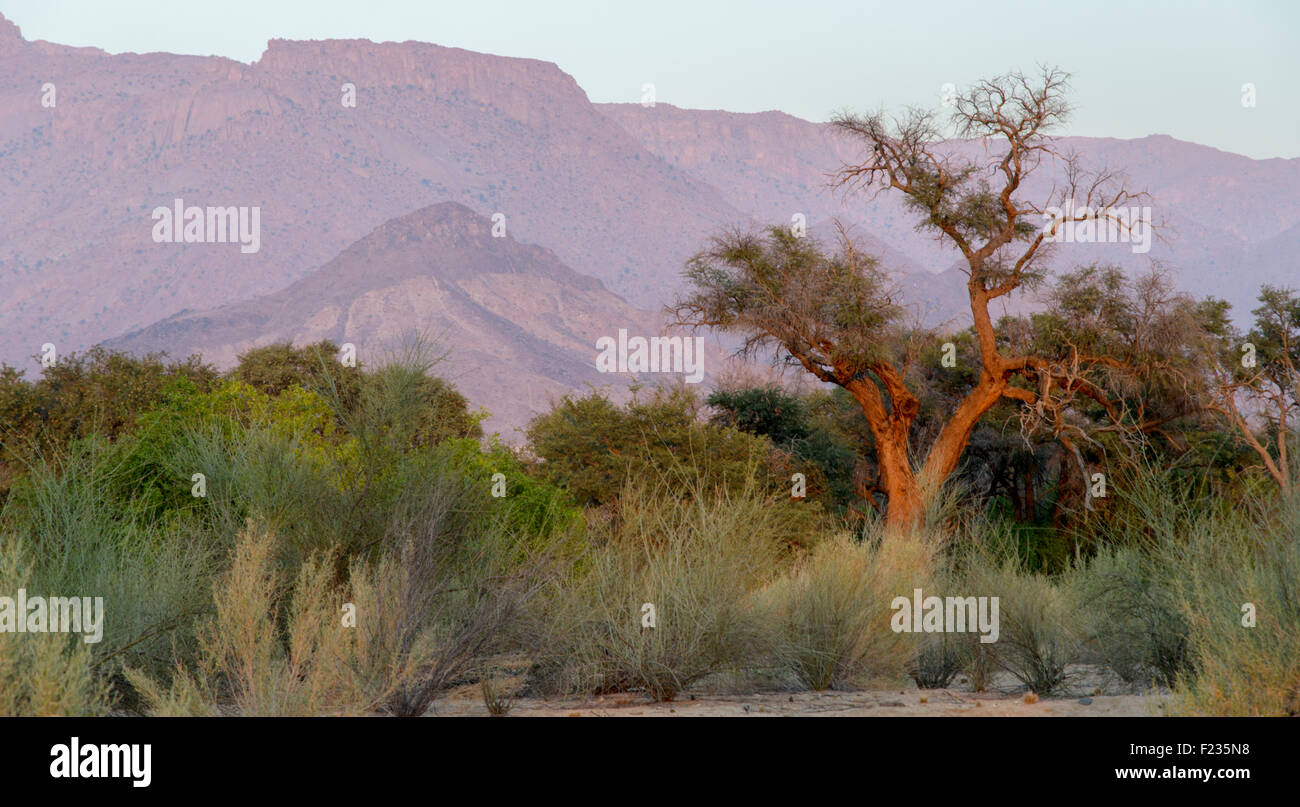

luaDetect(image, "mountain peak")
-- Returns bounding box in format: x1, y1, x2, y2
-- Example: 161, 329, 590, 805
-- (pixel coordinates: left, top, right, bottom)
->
352, 202, 514, 253
400, 201, 492, 229
105, 200, 660, 436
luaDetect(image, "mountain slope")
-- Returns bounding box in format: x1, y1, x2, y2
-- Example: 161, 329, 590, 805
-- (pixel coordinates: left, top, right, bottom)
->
104, 202, 672, 436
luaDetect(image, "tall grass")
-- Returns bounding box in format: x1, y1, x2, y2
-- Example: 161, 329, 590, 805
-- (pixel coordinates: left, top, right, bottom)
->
759, 531, 934, 690
129, 465, 557, 716
952, 519, 1081, 695
128, 522, 366, 716
530, 475, 787, 700
1, 440, 218, 688
1160, 496, 1300, 715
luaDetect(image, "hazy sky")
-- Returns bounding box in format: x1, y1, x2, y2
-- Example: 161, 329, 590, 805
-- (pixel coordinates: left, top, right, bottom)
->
5, 0, 1297, 159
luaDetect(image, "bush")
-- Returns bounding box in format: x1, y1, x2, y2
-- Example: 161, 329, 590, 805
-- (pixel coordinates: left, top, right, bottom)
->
1075, 547, 1190, 688
231, 340, 356, 398
356, 464, 552, 716
760, 532, 933, 690
526, 387, 817, 511
1162, 495, 1300, 715
909, 634, 966, 689
130, 503, 551, 717
0, 348, 217, 503
955, 523, 1082, 695
529, 476, 786, 700
128, 522, 366, 716
0, 540, 111, 716
707, 385, 861, 512
435, 436, 583, 563
1, 439, 219, 688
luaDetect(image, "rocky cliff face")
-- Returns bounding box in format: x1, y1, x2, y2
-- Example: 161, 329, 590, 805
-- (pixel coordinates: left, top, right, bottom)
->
0, 13, 736, 369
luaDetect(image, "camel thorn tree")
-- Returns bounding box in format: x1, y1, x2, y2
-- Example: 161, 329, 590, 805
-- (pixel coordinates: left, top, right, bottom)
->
670, 67, 1203, 531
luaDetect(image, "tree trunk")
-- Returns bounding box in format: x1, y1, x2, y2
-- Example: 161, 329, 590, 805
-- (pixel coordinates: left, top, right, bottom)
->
844, 377, 923, 532
843, 374, 1010, 533
877, 431, 922, 530
921, 376, 1006, 485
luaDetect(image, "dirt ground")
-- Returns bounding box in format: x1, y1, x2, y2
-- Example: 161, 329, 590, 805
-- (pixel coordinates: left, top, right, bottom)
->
430, 664, 1169, 717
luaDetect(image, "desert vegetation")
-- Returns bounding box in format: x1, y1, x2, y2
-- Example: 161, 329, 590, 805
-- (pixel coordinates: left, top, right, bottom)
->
0, 314, 1295, 716
2, 69, 1296, 717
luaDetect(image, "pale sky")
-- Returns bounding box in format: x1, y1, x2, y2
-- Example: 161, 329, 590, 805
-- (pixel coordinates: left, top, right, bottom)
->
4, 0, 1297, 159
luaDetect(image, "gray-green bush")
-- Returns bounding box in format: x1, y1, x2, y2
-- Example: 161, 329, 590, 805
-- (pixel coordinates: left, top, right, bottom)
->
529, 476, 786, 701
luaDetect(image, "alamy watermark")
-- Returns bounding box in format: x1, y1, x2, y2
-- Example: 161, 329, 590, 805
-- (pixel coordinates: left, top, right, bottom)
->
890, 587, 999, 644
1041, 200, 1152, 254
50, 738, 151, 788
0, 589, 104, 643
595, 329, 705, 383
151, 198, 261, 254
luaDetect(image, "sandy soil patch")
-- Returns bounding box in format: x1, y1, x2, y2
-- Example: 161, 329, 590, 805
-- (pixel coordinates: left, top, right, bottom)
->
431, 664, 1169, 717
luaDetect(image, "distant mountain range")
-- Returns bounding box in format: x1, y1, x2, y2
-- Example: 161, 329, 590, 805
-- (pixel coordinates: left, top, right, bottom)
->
2, 12, 1296, 433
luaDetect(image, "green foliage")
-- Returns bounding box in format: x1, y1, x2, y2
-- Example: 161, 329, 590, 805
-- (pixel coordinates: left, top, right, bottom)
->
109, 378, 341, 527
0, 540, 111, 716
0, 347, 217, 502
0, 439, 218, 691
1160, 492, 1300, 715
526, 386, 818, 519
529, 475, 788, 700
435, 436, 582, 560
231, 340, 357, 398
708, 385, 860, 512
707, 386, 810, 444
673, 226, 900, 376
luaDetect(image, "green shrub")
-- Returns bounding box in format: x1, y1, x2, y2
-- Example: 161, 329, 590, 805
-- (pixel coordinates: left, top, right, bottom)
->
128, 522, 367, 716
434, 436, 583, 562
1162, 496, 1300, 715
955, 523, 1082, 695
760, 532, 933, 690
530, 476, 786, 700
527, 387, 819, 514
0, 348, 217, 503
1, 440, 218, 687
1075, 546, 1190, 688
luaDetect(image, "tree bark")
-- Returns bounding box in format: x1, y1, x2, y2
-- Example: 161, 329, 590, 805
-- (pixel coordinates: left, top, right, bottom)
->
920, 375, 1007, 486
843, 376, 923, 531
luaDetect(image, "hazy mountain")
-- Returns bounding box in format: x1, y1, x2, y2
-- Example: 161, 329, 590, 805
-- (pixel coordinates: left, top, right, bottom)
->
0, 13, 738, 368
104, 202, 687, 436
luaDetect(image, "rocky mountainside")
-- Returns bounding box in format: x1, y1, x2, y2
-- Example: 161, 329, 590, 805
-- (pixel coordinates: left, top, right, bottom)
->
0, 13, 738, 367
105, 202, 677, 436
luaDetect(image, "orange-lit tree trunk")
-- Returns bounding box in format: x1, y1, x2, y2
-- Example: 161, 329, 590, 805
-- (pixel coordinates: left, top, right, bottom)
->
843, 375, 923, 530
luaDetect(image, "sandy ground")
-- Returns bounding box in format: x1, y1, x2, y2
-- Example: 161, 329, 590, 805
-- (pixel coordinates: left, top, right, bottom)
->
430, 665, 1169, 717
